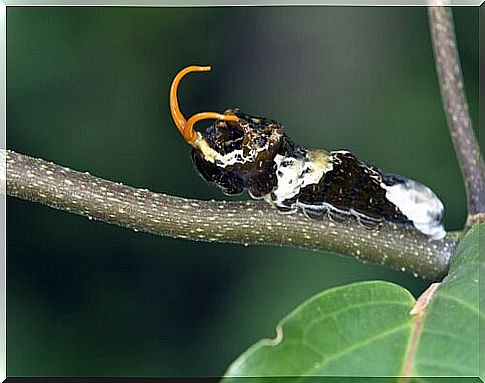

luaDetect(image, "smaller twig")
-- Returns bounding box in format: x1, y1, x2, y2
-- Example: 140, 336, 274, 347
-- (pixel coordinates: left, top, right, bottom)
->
428, 7, 484, 224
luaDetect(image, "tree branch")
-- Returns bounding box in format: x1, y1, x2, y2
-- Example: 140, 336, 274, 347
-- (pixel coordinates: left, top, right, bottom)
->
4, 149, 456, 281
428, 7, 484, 224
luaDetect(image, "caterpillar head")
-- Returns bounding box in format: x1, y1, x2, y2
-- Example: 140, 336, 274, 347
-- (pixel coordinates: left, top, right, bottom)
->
169, 66, 284, 197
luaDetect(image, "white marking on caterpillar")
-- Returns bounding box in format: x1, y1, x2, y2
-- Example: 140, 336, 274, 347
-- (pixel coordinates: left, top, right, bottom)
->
382, 179, 445, 239
194, 132, 218, 163
301, 149, 333, 188
266, 149, 333, 207
269, 154, 305, 203
215, 149, 249, 167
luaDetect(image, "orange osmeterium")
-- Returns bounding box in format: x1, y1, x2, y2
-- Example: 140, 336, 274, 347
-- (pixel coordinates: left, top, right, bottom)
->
169, 65, 238, 146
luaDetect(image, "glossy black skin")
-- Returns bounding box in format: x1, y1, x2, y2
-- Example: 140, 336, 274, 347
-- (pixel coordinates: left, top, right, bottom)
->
295, 151, 410, 225
191, 109, 285, 198
191, 109, 411, 226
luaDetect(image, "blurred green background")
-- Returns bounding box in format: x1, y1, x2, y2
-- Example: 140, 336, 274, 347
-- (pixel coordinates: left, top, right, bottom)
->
7, 6, 479, 377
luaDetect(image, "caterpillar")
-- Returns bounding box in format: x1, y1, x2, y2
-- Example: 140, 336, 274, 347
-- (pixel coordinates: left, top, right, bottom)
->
169, 65, 446, 240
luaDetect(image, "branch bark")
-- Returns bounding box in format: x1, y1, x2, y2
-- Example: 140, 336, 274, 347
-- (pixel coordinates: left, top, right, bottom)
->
4, 149, 455, 281
428, 7, 484, 224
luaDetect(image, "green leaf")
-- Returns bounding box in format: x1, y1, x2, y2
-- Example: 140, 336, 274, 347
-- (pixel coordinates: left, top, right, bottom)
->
223, 280, 415, 378
412, 224, 481, 377
222, 224, 482, 380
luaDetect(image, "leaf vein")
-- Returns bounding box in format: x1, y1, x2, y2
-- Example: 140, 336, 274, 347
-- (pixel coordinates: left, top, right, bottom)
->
420, 328, 472, 343
436, 292, 482, 320
296, 323, 411, 377
303, 300, 411, 338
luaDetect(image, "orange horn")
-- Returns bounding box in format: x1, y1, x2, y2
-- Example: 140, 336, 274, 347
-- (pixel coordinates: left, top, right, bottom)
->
169, 65, 238, 146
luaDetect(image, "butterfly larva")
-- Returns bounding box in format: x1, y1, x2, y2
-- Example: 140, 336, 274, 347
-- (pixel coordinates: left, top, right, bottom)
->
169, 65, 446, 240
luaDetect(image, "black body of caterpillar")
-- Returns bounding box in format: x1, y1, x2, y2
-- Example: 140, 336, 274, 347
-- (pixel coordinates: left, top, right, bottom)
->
191, 109, 445, 239
169, 66, 445, 239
